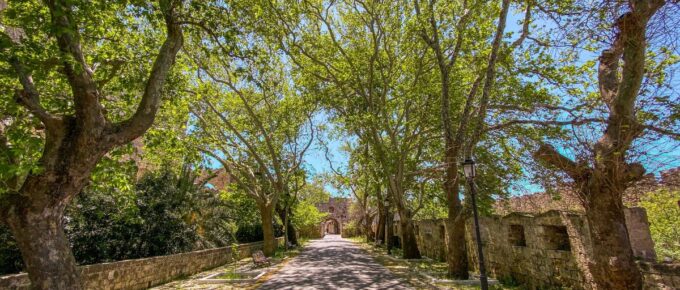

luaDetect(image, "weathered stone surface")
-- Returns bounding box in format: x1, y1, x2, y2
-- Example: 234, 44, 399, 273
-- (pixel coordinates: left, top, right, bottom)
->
0, 238, 284, 290
409, 208, 676, 290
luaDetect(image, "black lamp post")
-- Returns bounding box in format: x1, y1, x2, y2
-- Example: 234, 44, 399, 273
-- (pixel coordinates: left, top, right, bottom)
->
462, 159, 488, 290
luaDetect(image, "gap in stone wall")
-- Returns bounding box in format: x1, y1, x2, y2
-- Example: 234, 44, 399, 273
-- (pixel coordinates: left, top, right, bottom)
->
508, 224, 526, 247
543, 225, 571, 251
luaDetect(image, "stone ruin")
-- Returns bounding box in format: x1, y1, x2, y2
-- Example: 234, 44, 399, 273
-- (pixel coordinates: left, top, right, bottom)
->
315, 197, 351, 236
409, 208, 679, 289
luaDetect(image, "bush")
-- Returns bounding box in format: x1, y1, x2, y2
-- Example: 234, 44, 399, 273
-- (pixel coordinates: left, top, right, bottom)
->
234, 223, 284, 243
0, 167, 240, 274
640, 189, 680, 261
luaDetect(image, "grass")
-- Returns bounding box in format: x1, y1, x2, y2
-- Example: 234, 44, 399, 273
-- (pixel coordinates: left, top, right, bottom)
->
347, 238, 526, 290
214, 271, 254, 280
272, 245, 303, 259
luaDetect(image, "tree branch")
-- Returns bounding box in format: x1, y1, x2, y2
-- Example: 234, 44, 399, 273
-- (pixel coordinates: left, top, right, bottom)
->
107, 0, 184, 145
485, 118, 604, 132
510, 0, 532, 49
46, 0, 103, 125
642, 124, 680, 138
465, 0, 511, 158
533, 143, 589, 181
9, 60, 61, 129
1, 2, 61, 129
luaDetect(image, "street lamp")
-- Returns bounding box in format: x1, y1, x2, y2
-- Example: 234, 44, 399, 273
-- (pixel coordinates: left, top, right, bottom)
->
462, 159, 488, 290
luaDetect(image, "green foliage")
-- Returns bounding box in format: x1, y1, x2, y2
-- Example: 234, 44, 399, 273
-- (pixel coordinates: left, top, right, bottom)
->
291, 201, 327, 230
639, 189, 680, 261
0, 0, 189, 195
0, 166, 242, 273
220, 189, 284, 243
67, 167, 237, 264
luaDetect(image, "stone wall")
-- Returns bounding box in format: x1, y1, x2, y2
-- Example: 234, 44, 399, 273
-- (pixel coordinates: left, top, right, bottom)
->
0, 238, 284, 290
412, 208, 676, 289
638, 261, 680, 289
316, 197, 351, 235
464, 210, 592, 289
413, 219, 446, 261
625, 207, 657, 260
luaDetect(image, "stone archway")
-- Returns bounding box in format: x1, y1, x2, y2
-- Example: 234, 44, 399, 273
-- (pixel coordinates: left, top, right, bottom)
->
322, 218, 341, 235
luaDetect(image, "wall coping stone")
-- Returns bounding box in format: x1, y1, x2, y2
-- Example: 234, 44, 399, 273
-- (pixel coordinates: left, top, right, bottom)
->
0, 237, 284, 290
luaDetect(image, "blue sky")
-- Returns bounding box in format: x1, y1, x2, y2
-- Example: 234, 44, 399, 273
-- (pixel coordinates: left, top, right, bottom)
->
299, 5, 680, 198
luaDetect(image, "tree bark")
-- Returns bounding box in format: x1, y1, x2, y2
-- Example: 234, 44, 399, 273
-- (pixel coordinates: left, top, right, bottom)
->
584, 183, 642, 289
398, 212, 421, 259
258, 203, 277, 256
444, 158, 469, 278
276, 206, 298, 246
385, 206, 394, 252
375, 206, 386, 244
0, 1, 183, 289
5, 201, 81, 290
364, 213, 374, 242
533, 2, 665, 288
446, 215, 468, 278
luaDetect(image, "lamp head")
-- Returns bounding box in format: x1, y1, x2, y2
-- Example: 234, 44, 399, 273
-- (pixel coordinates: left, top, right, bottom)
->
462, 159, 476, 179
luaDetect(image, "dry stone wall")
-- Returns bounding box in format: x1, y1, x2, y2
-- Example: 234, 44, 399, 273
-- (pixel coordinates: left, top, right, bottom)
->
0, 238, 284, 290
412, 208, 677, 289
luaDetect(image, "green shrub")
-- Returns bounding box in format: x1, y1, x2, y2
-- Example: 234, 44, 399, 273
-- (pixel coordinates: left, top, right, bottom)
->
639, 189, 680, 261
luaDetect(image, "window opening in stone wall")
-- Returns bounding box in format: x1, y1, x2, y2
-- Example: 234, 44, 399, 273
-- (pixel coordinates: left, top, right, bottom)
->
508, 224, 526, 247
439, 225, 445, 241
543, 225, 571, 251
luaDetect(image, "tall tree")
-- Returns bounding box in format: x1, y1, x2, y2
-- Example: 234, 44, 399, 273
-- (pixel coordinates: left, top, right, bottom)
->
414, 0, 512, 277
271, 0, 440, 259
0, 0, 184, 288
186, 27, 315, 254
528, 1, 677, 288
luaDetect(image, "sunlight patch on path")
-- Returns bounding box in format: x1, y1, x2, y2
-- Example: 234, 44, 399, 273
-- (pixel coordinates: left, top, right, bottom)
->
257, 235, 414, 290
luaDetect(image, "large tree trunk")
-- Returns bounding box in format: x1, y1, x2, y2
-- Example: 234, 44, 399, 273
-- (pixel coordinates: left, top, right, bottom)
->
6, 202, 81, 290
2, 120, 105, 290
276, 206, 298, 246
364, 213, 374, 242
387, 177, 421, 259
258, 203, 277, 256
397, 212, 421, 259
374, 184, 386, 244
532, 2, 665, 288
446, 216, 468, 278
375, 206, 386, 244
584, 184, 642, 289
0, 1, 183, 289
445, 175, 468, 278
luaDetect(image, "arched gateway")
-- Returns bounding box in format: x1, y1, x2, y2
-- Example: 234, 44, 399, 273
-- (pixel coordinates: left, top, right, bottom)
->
322, 218, 341, 235
315, 197, 350, 236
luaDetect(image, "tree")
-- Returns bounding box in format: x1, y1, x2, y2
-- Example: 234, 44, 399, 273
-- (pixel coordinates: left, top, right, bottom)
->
271, 0, 442, 259
414, 0, 511, 277
186, 23, 315, 254
0, 0, 184, 288
530, 1, 674, 288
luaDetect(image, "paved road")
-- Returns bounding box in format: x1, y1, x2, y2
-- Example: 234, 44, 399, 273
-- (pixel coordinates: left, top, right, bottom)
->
258, 235, 413, 290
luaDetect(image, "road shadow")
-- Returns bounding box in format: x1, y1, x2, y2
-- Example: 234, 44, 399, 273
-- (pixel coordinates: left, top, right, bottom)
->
258, 235, 413, 290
